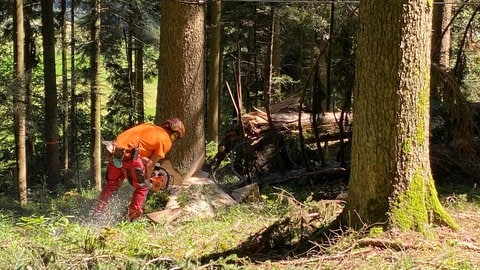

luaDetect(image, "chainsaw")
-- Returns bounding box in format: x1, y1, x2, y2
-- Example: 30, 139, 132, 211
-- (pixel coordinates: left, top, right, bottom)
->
140, 163, 172, 192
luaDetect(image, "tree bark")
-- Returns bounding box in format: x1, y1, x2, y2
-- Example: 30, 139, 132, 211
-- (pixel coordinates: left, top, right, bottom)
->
41, 0, 60, 190
13, 0, 27, 205
156, 0, 206, 174
342, 0, 458, 232
90, 0, 102, 190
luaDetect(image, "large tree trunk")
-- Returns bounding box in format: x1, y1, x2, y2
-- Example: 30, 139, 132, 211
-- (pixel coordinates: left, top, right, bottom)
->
41, 0, 60, 190
90, 0, 102, 190
342, 0, 457, 232
156, 0, 205, 174
206, 0, 221, 143
13, 0, 27, 205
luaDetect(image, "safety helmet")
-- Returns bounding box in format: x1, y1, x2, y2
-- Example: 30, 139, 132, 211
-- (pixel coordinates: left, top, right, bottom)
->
162, 117, 185, 138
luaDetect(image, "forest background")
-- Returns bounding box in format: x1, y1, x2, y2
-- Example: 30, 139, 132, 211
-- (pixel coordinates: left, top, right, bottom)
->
1, 0, 480, 269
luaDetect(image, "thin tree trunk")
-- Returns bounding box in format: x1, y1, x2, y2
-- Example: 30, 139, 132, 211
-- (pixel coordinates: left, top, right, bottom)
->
326, 3, 335, 111
252, 5, 260, 109
271, 7, 281, 102
61, 0, 69, 171
134, 4, 144, 123
431, 1, 452, 98
70, 0, 79, 187
24, 11, 36, 179
13, 0, 27, 205
207, 0, 221, 143
126, 18, 134, 126
90, 0, 102, 190
41, 0, 60, 190
264, 6, 275, 130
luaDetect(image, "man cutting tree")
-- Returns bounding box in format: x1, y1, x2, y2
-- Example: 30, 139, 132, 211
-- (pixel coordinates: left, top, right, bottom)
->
92, 118, 185, 221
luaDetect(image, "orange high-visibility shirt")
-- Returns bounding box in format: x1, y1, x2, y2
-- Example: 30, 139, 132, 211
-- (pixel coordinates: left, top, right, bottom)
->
115, 123, 173, 159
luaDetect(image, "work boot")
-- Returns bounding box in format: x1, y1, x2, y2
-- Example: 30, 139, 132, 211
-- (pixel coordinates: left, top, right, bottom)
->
127, 208, 143, 221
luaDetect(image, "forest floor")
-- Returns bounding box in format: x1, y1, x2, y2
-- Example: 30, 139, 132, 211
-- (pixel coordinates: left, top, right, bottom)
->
1, 172, 479, 269
198, 136, 480, 269
193, 177, 480, 270
252, 186, 480, 269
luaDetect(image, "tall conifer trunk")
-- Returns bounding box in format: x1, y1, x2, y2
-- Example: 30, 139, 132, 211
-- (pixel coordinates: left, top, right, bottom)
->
14, 0, 27, 205
41, 0, 60, 190
134, 4, 145, 123
207, 0, 221, 143
156, 0, 205, 173
342, 0, 457, 232
90, 0, 102, 190
61, 0, 69, 171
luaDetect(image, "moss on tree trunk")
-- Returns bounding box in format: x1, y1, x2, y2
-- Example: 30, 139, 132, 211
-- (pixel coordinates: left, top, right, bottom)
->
390, 168, 458, 232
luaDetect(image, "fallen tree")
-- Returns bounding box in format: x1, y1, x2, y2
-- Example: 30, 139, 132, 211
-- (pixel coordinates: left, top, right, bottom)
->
214, 102, 353, 186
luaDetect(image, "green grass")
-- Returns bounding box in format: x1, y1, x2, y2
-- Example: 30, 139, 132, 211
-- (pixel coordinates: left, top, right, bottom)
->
1, 183, 479, 269
0, 187, 287, 269
144, 80, 157, 117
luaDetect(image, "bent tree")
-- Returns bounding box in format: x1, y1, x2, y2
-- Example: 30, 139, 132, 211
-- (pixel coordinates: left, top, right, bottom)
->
341, 0, 458, 232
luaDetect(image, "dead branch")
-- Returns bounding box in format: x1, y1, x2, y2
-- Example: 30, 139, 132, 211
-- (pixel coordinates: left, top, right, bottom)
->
357, 238, 419, 251
261, 167, 348, 185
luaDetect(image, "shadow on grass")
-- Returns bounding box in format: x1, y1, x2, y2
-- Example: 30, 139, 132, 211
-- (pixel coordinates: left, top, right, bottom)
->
199, 177, 480, 266
198, 210, 343, 265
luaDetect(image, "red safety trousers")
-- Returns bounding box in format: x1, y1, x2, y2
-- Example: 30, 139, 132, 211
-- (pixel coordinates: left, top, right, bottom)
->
93, 157, 148, 221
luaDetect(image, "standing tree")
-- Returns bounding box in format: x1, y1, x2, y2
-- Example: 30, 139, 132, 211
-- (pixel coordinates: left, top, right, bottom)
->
90, 0, 102, 190
13, 0, 27, 205
70, 0, 79, 186
431, 1, 452, 98
133, 3, 145, 123
23, 2, 39, 182
341, 0, 458, 231
40, 0, 60, 190
206, 0, 222, 144
61, 0, 69, 171
155, 0, 205, 173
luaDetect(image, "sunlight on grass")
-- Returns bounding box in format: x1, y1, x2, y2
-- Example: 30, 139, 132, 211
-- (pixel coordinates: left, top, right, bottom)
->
144, 80, 157, 117
1, 184, 479, 269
